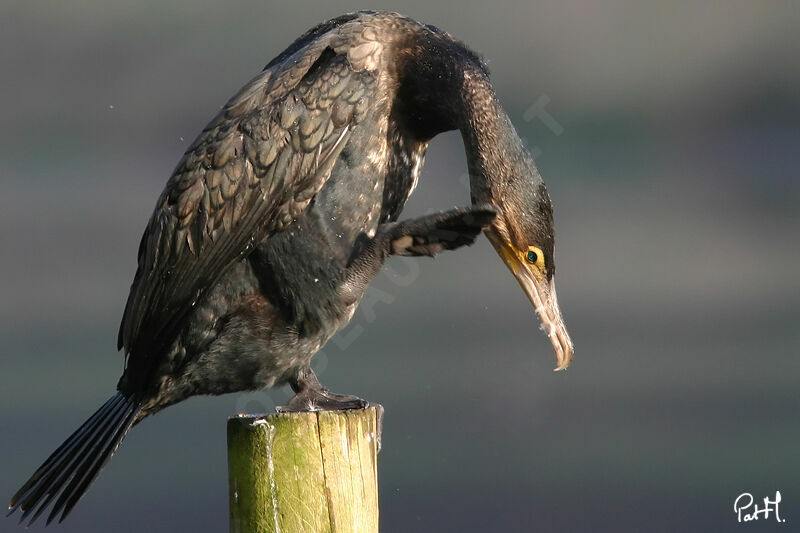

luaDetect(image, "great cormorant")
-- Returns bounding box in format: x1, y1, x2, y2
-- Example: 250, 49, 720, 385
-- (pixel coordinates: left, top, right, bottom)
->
8, 11, 573, 525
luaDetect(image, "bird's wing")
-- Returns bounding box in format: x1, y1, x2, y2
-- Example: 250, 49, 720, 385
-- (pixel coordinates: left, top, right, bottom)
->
118, 17, 386, 370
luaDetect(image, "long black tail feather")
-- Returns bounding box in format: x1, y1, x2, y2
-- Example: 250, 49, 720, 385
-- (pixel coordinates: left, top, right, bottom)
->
7, 393, 139, 526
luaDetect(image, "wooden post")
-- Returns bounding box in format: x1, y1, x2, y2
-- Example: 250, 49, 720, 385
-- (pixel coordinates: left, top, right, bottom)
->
227, 407, 381, 533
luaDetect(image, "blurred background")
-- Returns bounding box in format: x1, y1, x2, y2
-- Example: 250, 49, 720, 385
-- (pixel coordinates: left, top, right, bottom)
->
1, 1, 798, 531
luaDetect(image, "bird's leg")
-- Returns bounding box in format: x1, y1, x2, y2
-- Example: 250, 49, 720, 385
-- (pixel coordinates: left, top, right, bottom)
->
383, 204, 498, 258
277, 367, 368, 412
345, 204, 498, 292
279, 207, 495, 422
278, 368, 384, 450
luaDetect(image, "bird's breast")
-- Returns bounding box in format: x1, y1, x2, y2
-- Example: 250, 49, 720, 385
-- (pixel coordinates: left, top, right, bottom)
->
312, 114, 391, 245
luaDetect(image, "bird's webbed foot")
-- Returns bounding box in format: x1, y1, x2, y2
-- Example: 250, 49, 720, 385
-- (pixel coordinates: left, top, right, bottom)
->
277, 388, 369, 412
277, 368, 368, 412
343, 204, 497, 297
384, 204, 498, 257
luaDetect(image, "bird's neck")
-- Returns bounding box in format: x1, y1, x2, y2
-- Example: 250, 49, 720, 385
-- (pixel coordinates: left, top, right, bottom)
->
455, 69, 530, 207
395, 37, 534, 204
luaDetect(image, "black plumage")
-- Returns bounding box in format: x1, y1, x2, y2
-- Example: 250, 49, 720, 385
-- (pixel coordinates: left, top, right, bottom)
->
9, 11, 572, 525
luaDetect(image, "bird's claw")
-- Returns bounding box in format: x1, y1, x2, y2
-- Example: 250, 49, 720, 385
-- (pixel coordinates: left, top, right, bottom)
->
276, 393, 383, 453
277, 388, 368, 413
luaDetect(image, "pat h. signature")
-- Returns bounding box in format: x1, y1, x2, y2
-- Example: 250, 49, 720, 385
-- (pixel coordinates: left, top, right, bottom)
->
734, 491, 786, 523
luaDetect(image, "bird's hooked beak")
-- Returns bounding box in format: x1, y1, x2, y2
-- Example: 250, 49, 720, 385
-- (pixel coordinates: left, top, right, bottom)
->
485, 228, 574, 371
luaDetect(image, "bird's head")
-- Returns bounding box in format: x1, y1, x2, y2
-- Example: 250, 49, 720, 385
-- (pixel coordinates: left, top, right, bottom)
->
473, 150, 574, 370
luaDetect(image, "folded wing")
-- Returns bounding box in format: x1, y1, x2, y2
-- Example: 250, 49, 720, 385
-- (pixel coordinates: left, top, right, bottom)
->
118, 19, 382, 386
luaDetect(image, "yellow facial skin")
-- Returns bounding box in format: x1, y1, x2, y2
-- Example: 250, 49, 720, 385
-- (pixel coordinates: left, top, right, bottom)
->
498, 242, 546, 280
523, 245, 546, 277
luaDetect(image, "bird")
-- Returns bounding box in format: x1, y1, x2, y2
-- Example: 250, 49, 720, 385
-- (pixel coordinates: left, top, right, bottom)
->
8, 10, 573, 526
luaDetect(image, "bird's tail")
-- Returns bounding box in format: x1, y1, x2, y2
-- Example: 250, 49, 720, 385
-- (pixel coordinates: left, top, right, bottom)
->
7, 393, 140, 526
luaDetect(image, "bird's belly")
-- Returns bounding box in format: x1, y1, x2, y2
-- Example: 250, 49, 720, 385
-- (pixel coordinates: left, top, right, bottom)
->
142, 263, 336, 409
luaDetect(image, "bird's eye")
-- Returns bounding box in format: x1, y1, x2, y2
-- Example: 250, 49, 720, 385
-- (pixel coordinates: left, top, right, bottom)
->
525, 245, 544, 268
